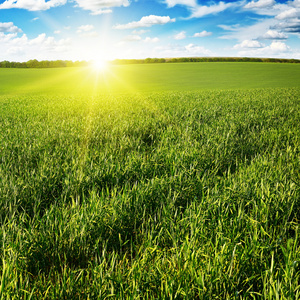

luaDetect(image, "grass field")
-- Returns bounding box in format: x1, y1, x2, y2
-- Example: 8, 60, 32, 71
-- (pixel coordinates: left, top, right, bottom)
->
1, 62, 300, 95
1, 63, 300, 299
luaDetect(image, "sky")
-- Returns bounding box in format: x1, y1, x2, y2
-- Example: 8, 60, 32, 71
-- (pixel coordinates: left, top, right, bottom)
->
0, 0, 300, 62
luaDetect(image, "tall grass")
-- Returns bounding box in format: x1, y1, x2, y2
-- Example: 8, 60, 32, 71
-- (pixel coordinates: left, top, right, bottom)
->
0, 88, 299, 299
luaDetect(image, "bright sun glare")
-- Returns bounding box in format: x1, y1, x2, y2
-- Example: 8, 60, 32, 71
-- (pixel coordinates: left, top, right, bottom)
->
92, 59, 108, 72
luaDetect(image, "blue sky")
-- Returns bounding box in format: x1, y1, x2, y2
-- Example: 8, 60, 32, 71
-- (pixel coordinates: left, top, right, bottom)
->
0, 0, 299, 62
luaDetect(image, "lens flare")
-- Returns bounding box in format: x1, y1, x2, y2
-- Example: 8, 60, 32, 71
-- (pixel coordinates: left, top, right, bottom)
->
92, 59, 108, 72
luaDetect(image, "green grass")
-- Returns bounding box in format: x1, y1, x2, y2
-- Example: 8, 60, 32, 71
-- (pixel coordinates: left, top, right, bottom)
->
0, 62, 299, 95
0, 63, 300, 298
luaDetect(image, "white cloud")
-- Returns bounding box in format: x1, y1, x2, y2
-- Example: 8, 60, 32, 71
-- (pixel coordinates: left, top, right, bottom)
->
244, 0, 275, 9
89, 9, 112, 15
276, 8, 300, 19
31, 17, 39, 21
259, 29, 288, 39
76, 25, 98, 37
219, 18, 278, 41
153, 43, 214, 58
54, 30, 61, 34
0, 32, 18, 42
144, 37, 159, 43
174, 31, 186, 40
0, 32, 72, 61
293, 0, 300, 7
194, 30, 212, 37
77, 24, 95, 33
114, 15, 176, 29
190, 2, 235, 18
237, 41, 290, 56
123, 35, 142, 41
164, 0, 236, 18
268, 41, 290, 51
0, 0, 67, 11
185, 43, 214, 55
164, 0, 197, 8
273, 20, 300, 33
233, 39, 264, 49
74, 0, 129, 15
132, 29, 149, 35
0, 22, 22, 33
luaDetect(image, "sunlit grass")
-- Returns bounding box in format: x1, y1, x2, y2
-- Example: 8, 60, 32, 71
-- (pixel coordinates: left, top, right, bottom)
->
1, 62, 299, 96
0, 63, 300, 298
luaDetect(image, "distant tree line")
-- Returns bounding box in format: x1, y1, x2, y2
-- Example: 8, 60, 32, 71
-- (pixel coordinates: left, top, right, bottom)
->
1, 57, 299, 68
111, 57, 300, 64
0, 59, 89, 68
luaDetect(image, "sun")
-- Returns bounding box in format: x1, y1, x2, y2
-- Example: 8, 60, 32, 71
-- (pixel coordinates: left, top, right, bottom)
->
92, 59, 108, 72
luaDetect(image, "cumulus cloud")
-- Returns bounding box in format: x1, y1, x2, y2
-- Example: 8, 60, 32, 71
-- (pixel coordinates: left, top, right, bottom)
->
174, 31, 186, 40
244, 0, 275, 9
237, 41, 290, 56
0, 22, 22, 33
184, 43, 213, 55
233, 39, 264, 49
0, 32, 72, 61
0, 0, 67, 11
74, 0, 129, 15
258, 29, 288, 39
193, 30, 212, 37
0, 32, 18, 42
114, 15, 176, 29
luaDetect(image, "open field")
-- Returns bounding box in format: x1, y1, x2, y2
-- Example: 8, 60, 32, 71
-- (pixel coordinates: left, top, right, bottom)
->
1, 62, 300, 95
1, 63, 300, 298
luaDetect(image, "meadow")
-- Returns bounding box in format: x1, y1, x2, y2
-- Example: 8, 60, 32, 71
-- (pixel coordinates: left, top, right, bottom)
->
0, 62, 300, 299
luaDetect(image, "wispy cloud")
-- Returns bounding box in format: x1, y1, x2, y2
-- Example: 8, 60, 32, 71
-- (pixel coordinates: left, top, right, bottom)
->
164, 0, 197, 8
123, 35, 142, 42
77, 25, 95, 33
276, 8, 300, 19
273, 20, 300, 33
144, 37, 159, 43
194, 31, 212, 37
163, 0, 237, 18
219, 18, 278, 41
174, 31, 186, 40
244, 0, 275, 9
190, 2, 235, 18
